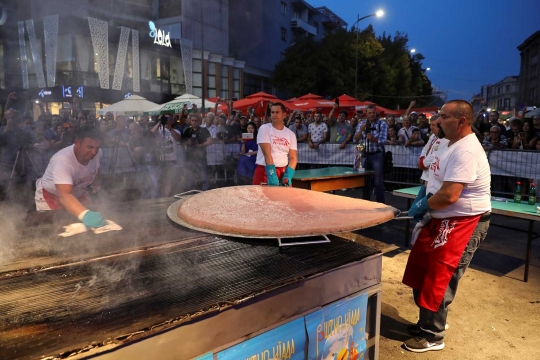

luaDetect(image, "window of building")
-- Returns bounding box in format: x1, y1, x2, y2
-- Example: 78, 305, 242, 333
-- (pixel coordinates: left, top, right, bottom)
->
159, 23, 182, 45
531, 87, 537, 102
294, 11, 299, 19
497, 86, 501, 95
220, 65, 229, 99
192, 59, 203, 97
281, 1, 287, 15
281, 27, 287, 42
170, 55, 185, 95
314, 22, 319, 34
505, 85, 510, 92
532, 64, 538, 77
207, 62, 217, 98
232, 68, 241, 100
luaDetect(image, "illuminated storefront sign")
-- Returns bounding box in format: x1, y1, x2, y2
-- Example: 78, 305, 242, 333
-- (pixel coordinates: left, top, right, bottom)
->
149, 21, 171, 48
38, 89, 52, 97
61, 85, 84, 98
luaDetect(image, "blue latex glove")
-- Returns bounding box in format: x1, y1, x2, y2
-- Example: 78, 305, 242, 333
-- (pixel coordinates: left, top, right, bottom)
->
281, 166, 295, 187
82, 211, 107, 229
413, 185, 427, 203
408, 195, 431, 220
265, 164, 279, 186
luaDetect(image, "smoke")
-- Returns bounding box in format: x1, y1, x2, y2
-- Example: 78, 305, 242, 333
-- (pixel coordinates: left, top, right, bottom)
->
0, 203, 27, 266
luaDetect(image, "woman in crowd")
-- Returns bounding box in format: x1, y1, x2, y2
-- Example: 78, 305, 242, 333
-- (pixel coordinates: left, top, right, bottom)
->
237, 121, 258, 185
520, 119, 538, 149
385, 125, 401, 145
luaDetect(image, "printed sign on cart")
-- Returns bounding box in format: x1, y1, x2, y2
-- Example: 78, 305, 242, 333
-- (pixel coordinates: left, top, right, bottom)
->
194, 353, 213, 360
217, 317, 305, 360
305, 292, 368, 360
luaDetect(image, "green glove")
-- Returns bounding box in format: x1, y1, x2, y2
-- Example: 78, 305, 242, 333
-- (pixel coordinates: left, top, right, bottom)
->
282, 166, 295, 187
81, 211, 107, 229
265, 164, 279, 186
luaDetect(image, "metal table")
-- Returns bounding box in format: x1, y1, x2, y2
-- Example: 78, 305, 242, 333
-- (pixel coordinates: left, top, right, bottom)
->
393, 186, 538, 282
0, 198, 383, 360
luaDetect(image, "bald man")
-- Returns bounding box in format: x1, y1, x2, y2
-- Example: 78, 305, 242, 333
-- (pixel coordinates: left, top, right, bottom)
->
403, 100, 491, 352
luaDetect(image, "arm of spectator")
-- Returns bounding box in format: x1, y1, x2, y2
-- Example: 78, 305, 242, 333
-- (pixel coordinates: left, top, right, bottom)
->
5, 92, 15, 111
213, 97, 220, 114
374, 122, 387, 145
528, 136, 538, 149
404, 100, 416, 117
328, 103, 338, 121
199, 129, 212, 147
319, 125, 328, 145
339, 131, 352, 149
150, 121, 160, 134
286, 110, 296, 127
307, 131, 314, 149
298, 128, 308, 143
497, 136, 508, 149
481, 137, 491, 150
354, 122, 366, 142
169, 126, 182, 142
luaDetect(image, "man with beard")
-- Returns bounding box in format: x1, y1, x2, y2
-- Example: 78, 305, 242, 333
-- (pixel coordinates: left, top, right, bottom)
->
403, 100, 491, 353
34, 127, 107, 229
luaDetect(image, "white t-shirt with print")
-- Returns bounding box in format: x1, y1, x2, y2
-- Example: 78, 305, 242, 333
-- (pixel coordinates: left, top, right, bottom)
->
426, 133, 491, 218
308, 122, 328, 143
398, 126, 418, 141
35, 145, 102, 211
420, 134, 449, 182
256, 123, 297, 168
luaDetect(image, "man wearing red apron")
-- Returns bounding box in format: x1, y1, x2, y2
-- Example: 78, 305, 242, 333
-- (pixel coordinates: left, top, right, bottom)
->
35, 127, 107, 230
402, 100, 491, 353
252, 103, 297, 187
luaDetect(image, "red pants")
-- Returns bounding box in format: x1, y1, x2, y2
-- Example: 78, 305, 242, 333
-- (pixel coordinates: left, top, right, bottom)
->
252, 165, 287, 185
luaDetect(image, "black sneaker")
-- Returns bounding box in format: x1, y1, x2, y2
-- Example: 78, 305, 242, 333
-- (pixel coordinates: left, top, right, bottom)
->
403, 336, 445, 353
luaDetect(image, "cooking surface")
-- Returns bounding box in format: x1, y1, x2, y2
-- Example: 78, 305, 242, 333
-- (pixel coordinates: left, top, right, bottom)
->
174, 186, 399, 238
0, 198, 380, 360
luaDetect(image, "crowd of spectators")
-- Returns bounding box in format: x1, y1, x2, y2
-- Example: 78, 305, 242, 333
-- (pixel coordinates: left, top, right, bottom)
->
1, 92, 538, 204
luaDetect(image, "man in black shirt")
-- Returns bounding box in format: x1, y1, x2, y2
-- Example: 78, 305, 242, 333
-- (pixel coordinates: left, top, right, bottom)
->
182, 114, 212, 190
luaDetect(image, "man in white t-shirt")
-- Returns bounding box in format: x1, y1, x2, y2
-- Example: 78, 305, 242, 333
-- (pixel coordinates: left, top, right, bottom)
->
253, 103, 298, 186
35, 127, 107, 229
307, 111, 328, 149
402, 100, 491, 353
398, 115, 419, 144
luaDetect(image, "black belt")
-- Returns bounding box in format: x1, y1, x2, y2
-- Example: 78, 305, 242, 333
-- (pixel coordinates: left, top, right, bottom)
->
479, 212, 491, 222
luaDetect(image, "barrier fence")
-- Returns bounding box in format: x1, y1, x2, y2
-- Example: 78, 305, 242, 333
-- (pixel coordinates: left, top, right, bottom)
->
92, 142, 539, 197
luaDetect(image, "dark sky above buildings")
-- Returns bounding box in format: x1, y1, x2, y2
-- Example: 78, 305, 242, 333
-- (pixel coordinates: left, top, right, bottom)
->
308, 0, 540, 100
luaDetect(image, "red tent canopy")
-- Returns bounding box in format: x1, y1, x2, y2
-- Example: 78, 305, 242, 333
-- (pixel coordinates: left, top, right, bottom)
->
208, 92, 294, 116
337, 94, 375, 107
297, 93, 325, 100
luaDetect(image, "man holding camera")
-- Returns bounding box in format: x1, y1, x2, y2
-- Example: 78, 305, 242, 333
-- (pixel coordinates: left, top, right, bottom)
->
34, 127, 107, 229
253, 103, 297, 186
182, 114, 212, 191
354, 104, 388, 203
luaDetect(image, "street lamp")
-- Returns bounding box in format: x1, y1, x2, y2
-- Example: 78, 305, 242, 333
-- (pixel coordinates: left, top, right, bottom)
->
410, 48, 416, 54
353, 10, 384, 99
426, 67, 431, 71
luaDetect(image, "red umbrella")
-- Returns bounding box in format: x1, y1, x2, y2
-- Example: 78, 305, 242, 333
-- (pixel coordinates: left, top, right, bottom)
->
233, 93, 295, 117
287, 97, 299, 102
298, 93, 325, 100
337, 94, 375, 107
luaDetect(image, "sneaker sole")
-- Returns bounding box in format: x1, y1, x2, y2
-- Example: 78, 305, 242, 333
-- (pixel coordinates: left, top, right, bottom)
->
404, 342, 445, 353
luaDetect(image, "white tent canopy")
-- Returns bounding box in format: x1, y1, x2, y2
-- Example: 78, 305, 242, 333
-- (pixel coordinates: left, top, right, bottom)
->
145, 94, 216, 115
98, 95, 159, 116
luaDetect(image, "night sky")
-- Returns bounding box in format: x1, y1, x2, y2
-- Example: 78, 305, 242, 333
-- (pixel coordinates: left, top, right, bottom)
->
307, 0, 540, 100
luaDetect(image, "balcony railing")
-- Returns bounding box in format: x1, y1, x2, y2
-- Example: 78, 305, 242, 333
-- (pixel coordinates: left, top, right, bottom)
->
290, 17, 317, 36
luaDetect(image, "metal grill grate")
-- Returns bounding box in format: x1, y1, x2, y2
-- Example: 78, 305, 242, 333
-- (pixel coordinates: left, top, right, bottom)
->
0, 235, 378, 360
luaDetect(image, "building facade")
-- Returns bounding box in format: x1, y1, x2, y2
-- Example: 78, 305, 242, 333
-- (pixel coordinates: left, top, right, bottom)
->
0, 0, 345, 117
517, 31, 540, 107
228, 0, 346, 97
484, 76, 520, 111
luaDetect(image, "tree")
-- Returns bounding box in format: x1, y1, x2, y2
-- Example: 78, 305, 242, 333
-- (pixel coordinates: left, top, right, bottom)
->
271, 28, 433, 109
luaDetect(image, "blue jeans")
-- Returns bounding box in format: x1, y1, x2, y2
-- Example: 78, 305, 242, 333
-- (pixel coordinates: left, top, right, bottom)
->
414, 219, 490, 341
362, 151, 385, 203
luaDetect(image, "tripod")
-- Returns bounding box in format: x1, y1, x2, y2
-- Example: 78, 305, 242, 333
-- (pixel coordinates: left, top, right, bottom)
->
104, 136, 156, 195
4, 146, 40, 201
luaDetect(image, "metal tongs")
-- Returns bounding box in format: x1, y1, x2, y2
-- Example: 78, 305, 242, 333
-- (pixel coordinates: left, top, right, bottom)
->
173, 190, 203, 199
392, 210, 414, 220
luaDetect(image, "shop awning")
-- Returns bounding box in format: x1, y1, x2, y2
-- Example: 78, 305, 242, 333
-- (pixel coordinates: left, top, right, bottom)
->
98, 95, 160, 116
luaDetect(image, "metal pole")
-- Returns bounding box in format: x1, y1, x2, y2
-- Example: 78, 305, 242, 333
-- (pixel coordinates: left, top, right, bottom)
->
355, 14, 359, 99
200, 3, 205, 111
351, 13, 375, 99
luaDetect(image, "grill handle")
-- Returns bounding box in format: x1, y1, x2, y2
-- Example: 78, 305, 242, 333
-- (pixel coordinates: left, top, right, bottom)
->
278, 234, 331, 247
